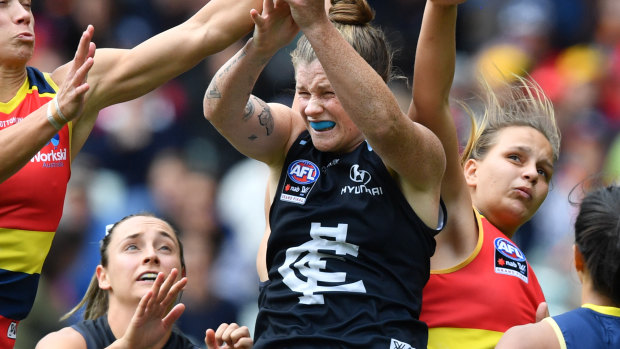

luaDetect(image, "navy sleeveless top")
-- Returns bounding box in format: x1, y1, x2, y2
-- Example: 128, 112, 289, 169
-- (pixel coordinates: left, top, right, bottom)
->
548, 304, 620, 348
254, 131, 445, 349
71, 315, 200, 349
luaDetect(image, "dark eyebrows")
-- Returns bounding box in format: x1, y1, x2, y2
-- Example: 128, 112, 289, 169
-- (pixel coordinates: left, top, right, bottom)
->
158, 231, 177, 245
509, 146, 554, 170
509, 145, 531, 154
121, 231, 177, 244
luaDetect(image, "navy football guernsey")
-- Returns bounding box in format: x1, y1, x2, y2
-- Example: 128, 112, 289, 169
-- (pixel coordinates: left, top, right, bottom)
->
544, 304, 620, 348
72, 315, 200, 349
254, 131, 445, 349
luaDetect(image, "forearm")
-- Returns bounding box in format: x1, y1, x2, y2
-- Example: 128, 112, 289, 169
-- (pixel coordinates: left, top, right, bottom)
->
412, 2, 458, 128
84, 0, 261, 110
303, 20, 402, 135
0, 105, 64, 183
203, 39, 279, 160
410, 1, 467, 202
188, 0, 262, 55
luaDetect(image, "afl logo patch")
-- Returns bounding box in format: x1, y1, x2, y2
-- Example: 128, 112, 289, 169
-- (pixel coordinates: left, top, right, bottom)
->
494, 237, 528, 283
494, 238, 526, 262
281, 160, 320, 205
287, 160, 320, 185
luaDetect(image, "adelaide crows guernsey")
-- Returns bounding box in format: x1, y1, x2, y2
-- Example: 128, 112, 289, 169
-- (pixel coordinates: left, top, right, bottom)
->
72, 316, 200, 349
544, 304, 620, 349
255, 131, 444, 349
0, 67, 71, 344
421, 210, 545, 349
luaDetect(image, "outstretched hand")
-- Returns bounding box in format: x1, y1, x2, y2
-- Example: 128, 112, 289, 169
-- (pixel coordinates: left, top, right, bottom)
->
54, 25, 96, 123
205, 323, 253, 349
250, 0, 299, 56
275, 0, 329, 30
113, 268, 187, 349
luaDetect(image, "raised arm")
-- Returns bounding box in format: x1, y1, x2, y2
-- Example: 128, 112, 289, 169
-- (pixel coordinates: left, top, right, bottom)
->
282, 0, 446, 225
410, 0, 467, 201
409, 1, 478, 257
203, 0, 302, 165
51, 0, 263, 157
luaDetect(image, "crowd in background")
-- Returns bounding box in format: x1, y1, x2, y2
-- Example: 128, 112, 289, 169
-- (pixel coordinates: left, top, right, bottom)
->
15, 0, 620, 347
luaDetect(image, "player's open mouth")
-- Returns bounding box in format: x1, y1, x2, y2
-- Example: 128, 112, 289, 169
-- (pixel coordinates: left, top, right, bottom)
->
310, 121, 336, 131
138, 272, 159, 282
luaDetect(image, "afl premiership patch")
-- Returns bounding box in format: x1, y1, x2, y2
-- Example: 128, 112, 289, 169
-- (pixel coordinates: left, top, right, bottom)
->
280, 159, 320, 205
493, 237, 528, 283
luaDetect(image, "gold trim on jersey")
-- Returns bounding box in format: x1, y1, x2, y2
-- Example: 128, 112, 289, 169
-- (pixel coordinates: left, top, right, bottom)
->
0, 71, 59, 114
431, 208, 485, 274
543, 317, 568, 349
582, 303, 620, 317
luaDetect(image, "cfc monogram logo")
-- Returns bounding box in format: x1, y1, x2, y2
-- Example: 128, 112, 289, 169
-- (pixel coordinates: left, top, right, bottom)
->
278, 223, 366, 304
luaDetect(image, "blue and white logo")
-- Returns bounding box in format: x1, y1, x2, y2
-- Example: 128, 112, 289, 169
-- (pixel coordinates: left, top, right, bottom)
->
287, 160, 320, 185
494, 237, 526, 262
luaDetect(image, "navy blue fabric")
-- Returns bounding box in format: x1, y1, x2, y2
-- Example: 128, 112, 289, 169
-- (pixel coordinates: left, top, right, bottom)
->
553, 307, 620, 349
26, 67, 55, 93
0, 269, 39, 320
255, 131, 444, 349
72, 315, 200, 349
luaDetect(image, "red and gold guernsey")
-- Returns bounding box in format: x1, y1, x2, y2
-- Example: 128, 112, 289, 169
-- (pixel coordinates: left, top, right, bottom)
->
0, 67, 71, 346
420, 209, 545, 349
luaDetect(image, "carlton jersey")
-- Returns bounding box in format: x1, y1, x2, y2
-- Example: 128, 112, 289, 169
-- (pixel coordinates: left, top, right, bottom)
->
420, 210, 545, 349
544, 304, 620, 349
0, 67, 71, 344
72, 316, 200, 349
254, 131, 444, 349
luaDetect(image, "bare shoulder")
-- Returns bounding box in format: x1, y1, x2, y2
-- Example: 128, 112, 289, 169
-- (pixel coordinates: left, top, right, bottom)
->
496, 320, 560, 349
36, 327, 87, 349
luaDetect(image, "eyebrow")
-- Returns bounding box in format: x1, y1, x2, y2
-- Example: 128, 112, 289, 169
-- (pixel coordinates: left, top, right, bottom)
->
122, 231, 177, 243
510, 146, 554, 169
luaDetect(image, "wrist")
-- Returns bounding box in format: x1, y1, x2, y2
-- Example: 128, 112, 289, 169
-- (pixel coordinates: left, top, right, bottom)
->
53, 97, 69, 123
46, 98, 67, 131
245, 38, 277, 65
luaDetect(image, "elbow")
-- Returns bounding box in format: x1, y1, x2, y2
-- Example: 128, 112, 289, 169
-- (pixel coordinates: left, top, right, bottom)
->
203, 100, 217, 123
202, 84, 221, 123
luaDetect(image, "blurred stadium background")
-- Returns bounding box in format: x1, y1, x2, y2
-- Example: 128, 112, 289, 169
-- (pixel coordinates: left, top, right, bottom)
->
16, 0, 620, 347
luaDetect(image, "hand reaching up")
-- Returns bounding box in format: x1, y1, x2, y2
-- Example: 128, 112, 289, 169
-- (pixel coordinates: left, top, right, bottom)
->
111, 268, 187, 349
53, 25, 96, 125
205, 323, 253, 349
249, 0, 299, 57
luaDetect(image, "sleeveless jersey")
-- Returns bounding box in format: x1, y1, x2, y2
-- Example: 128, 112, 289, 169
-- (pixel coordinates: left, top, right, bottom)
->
0, 67, 71, 345
420, 210, 545, 349
255, 131, 444, 349
72, 315, 200, 349
544, 304, 620, 349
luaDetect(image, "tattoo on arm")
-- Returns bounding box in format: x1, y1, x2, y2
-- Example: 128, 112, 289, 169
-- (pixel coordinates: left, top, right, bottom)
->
216, 49, 248, 78
207, 48, 249, 99
243, 98, 255, 121
206, 82, 221, 99
256, 99, 274, 136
